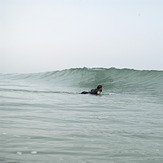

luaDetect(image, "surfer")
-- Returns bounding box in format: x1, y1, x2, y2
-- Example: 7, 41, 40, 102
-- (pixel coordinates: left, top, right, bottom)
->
81, 85, 103, 95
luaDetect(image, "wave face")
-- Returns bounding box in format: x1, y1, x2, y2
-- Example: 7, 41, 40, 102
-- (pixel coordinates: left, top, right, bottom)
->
2, 67, 163, 95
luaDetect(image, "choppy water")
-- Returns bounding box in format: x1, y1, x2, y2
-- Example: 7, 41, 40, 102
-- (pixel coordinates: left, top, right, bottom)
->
0, 67, 163, 163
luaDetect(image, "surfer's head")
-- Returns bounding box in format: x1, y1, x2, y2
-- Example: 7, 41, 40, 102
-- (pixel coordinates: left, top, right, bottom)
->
97, 85, 103, 91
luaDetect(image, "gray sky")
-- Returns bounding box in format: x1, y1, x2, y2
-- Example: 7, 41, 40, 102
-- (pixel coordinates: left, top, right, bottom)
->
1, 0, 163, 73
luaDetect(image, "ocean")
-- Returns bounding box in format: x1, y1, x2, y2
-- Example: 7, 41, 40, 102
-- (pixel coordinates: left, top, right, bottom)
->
0, 67, 163, 163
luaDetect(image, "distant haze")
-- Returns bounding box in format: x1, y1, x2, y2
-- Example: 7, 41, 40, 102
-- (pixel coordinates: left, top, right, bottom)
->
1, 0, 163, 73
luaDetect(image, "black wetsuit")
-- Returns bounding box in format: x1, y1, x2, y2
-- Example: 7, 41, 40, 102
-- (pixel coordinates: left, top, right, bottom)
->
81, 89, 102, 95
90, 89, 101, 94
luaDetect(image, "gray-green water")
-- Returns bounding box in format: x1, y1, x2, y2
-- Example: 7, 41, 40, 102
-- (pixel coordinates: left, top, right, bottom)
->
0, 68, 163, 163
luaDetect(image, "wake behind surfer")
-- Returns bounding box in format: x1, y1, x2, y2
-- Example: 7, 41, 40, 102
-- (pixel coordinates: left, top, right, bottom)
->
81, 85, 103, 95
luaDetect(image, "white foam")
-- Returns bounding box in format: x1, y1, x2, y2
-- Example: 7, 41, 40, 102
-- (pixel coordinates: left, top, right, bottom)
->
17, 152, 22, 155
31, 151, 37, 154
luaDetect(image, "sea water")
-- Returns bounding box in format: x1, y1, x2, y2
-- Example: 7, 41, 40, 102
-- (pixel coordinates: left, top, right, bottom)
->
0, 68, 163, 163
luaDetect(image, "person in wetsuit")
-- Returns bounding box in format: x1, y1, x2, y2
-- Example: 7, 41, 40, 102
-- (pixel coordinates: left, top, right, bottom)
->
81, 85, 103, 95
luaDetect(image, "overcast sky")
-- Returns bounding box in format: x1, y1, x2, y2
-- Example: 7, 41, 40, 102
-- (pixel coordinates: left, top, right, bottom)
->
1, 0, 163, 73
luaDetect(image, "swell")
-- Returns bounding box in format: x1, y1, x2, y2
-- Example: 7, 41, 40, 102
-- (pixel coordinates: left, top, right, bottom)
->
1, 67, 163, 95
